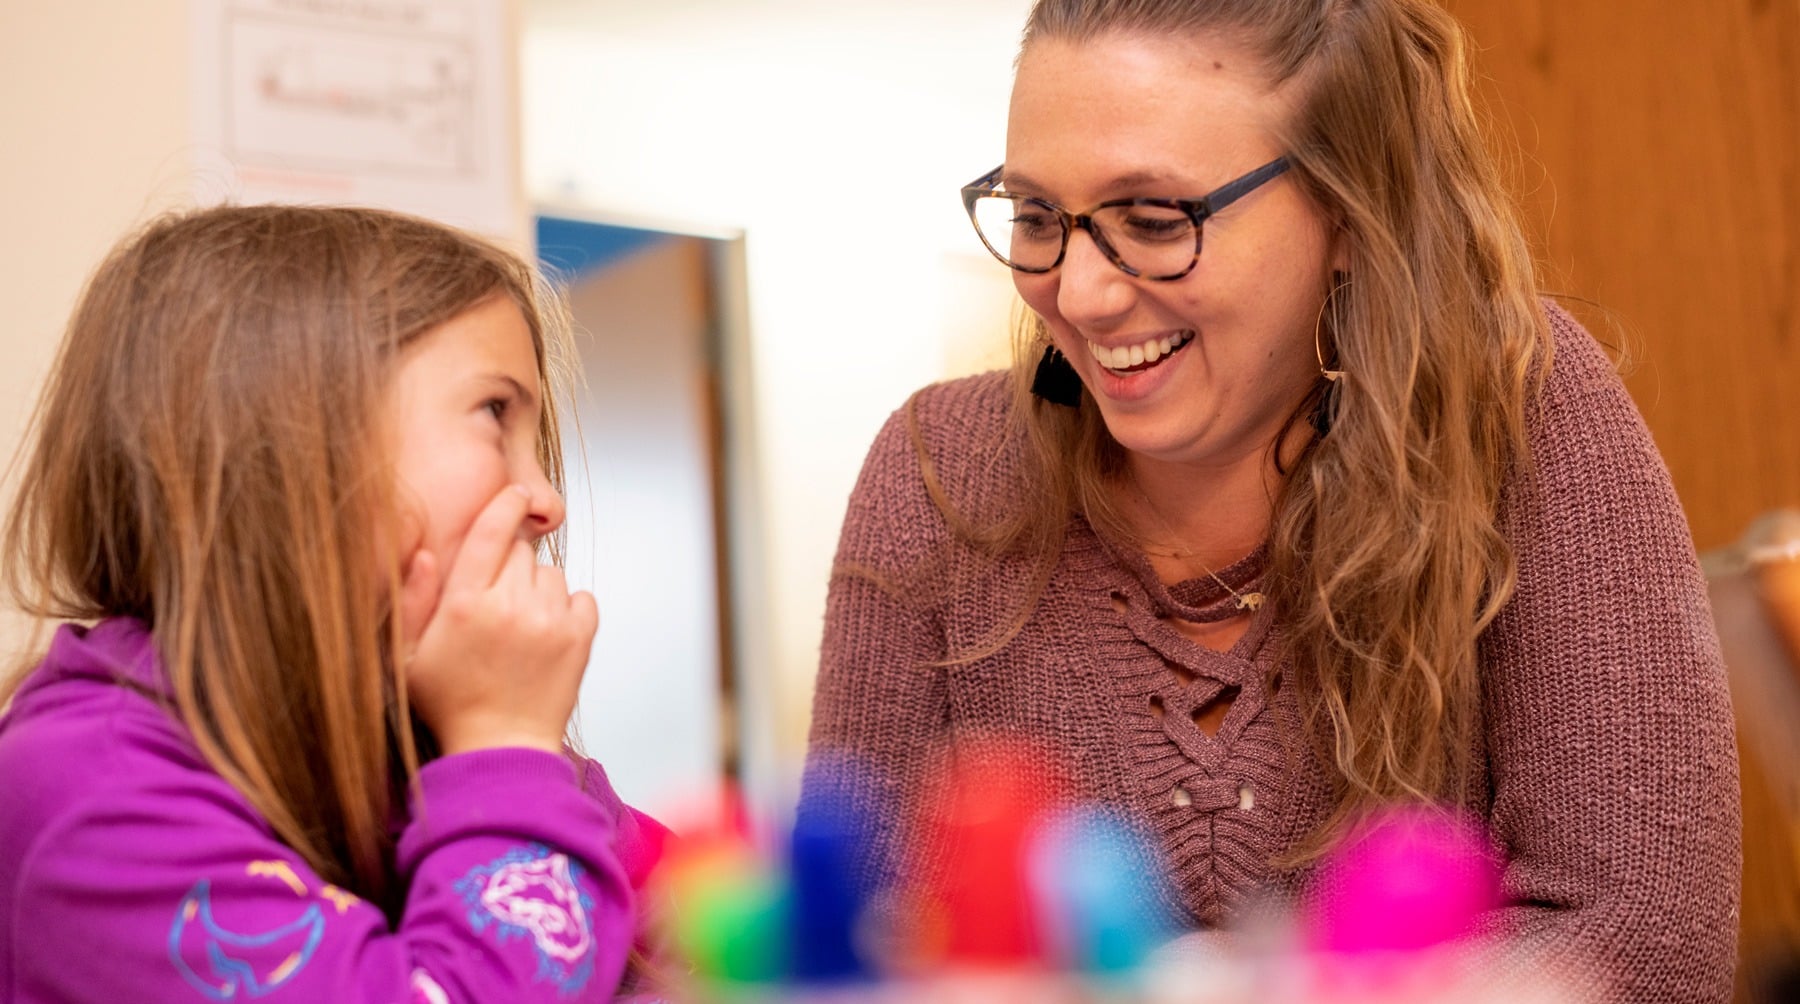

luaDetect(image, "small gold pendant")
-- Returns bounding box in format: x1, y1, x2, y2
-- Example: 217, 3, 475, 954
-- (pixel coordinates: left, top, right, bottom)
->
1236, 592, 1265, 611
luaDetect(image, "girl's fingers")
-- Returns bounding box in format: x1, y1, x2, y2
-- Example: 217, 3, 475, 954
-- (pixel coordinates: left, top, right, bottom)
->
441, 485, 532, 594
534, 563, 569, 605
503, 538, 538, 590
523, 561, 595, 651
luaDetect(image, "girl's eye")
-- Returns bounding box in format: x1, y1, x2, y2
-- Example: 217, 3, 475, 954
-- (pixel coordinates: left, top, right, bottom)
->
483, 398, 508, 421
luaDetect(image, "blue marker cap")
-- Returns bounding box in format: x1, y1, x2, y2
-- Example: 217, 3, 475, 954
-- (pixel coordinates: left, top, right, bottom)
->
1027, 805, 1178, 975
787, 759, 879, 983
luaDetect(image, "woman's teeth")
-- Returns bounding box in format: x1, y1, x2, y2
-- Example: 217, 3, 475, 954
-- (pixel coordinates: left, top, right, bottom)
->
1087, 330, 1193, 372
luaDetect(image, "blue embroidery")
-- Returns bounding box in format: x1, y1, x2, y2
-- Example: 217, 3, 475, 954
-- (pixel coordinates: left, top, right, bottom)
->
455, 843, 597, 994
168, 879, 326, 999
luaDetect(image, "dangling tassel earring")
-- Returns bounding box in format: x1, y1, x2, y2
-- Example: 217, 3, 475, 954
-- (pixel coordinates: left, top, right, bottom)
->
1311, 273, 1349, 437
1031, 344, 1083, 408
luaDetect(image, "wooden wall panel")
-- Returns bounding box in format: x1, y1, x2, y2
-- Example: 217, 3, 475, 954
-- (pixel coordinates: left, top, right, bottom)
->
1708, 567, 1800, 1001
1444, 0, 1800, 552
1442, 4, 1800, 998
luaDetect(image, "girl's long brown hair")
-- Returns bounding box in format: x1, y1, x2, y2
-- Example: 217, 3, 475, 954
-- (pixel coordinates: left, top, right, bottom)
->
2, 204, 573, 909
921, 0, 1552, 860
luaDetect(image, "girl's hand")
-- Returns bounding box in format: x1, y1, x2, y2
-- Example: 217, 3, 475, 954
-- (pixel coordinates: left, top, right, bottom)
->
399, 485, 599, 756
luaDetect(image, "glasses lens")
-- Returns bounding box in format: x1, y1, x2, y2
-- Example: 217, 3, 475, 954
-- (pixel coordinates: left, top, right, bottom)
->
971, 195, 1064, 271
1091, 203, 1197, 279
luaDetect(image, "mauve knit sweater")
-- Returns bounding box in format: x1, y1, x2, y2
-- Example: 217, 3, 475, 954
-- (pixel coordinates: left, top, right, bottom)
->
801, 304, 1741, 1002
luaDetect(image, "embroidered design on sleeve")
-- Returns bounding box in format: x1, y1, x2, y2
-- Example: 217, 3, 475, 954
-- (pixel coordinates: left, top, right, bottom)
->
168, 879, 326, 999
454, 844, 596, 993
410, 968, 452, 1004
319, 884, 359, 914
247, 860, 307, 896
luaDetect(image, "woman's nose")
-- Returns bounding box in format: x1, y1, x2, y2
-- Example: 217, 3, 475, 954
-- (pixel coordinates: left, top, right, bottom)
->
1055, 228, 1135, 327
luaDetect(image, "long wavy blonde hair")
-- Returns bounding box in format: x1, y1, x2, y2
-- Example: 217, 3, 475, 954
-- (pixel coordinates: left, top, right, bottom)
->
923, 0, 1551, 860
2, 205, 573, 911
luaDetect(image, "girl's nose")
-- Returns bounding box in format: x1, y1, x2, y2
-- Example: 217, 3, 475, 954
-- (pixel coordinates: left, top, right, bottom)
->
518, 465, 566, 540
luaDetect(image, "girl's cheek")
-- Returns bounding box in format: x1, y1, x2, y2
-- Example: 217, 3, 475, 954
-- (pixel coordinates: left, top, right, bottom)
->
389, 504, 427, 571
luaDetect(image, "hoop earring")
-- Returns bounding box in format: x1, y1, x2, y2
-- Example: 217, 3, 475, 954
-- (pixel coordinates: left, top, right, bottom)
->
1030, 344, 1083, 408
1312, 274, 1349, 437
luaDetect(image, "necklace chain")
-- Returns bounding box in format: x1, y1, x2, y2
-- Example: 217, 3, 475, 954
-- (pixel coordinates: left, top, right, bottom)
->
1129, 479, 1265, 612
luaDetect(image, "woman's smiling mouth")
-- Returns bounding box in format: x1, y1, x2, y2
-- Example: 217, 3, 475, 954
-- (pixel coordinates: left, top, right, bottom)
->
1087, 329, 1194, 374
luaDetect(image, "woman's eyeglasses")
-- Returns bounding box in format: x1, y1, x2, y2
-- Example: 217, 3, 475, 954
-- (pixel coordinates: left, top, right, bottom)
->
961, 157, 1291, 281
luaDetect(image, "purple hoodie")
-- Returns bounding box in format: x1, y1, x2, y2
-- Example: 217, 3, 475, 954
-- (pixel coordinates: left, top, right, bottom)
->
0, 619, 668, 1003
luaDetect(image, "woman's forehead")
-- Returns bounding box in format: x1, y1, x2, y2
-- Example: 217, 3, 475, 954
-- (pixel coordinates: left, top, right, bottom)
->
1006, 33, 1291, 196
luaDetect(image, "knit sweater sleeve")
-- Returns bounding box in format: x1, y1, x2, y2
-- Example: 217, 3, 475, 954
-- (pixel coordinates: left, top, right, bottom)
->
800, 385, 971, 891
8, 740, 636, 1002
1478, 304, 1741, 1002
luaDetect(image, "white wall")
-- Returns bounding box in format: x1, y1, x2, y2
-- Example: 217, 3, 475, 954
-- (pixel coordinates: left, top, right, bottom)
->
1, 1, 534, 657
522, 2, 1029, 788
0, 1, 194, 660
0, 0, 1031, 816
558, 236, 723, 815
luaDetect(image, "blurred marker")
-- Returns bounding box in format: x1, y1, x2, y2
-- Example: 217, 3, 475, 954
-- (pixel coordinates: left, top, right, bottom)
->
915, 737, 1068, 967
1027, 805, 1178, 975
787, 762, 879, 983
1303, 805, 1502, 956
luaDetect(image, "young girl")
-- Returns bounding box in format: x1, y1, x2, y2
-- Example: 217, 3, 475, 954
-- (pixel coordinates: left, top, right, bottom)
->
0, 204, 669, 1002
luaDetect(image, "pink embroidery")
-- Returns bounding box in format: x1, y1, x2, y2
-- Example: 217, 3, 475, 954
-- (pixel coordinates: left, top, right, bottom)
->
477, 853, 593, 964
409, 968, 450, 1004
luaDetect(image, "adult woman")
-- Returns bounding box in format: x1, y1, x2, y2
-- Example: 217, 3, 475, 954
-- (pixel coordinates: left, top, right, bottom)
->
801, 0, 1739, 1000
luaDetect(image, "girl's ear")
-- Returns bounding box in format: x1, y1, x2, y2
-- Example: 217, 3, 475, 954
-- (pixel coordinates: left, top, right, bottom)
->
380, 496, 428, 610
388, 487, 426, 564
396, 548, 440, 653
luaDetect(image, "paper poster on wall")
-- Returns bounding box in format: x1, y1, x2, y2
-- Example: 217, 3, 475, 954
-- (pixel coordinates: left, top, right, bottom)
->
190, 0, 520, 243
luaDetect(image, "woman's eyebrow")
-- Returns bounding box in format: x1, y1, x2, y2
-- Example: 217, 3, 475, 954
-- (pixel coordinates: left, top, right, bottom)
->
1003, 167, 1194, 197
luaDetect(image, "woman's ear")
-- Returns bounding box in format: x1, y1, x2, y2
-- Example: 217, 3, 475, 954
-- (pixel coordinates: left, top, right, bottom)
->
1329, 220, 1353, 275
